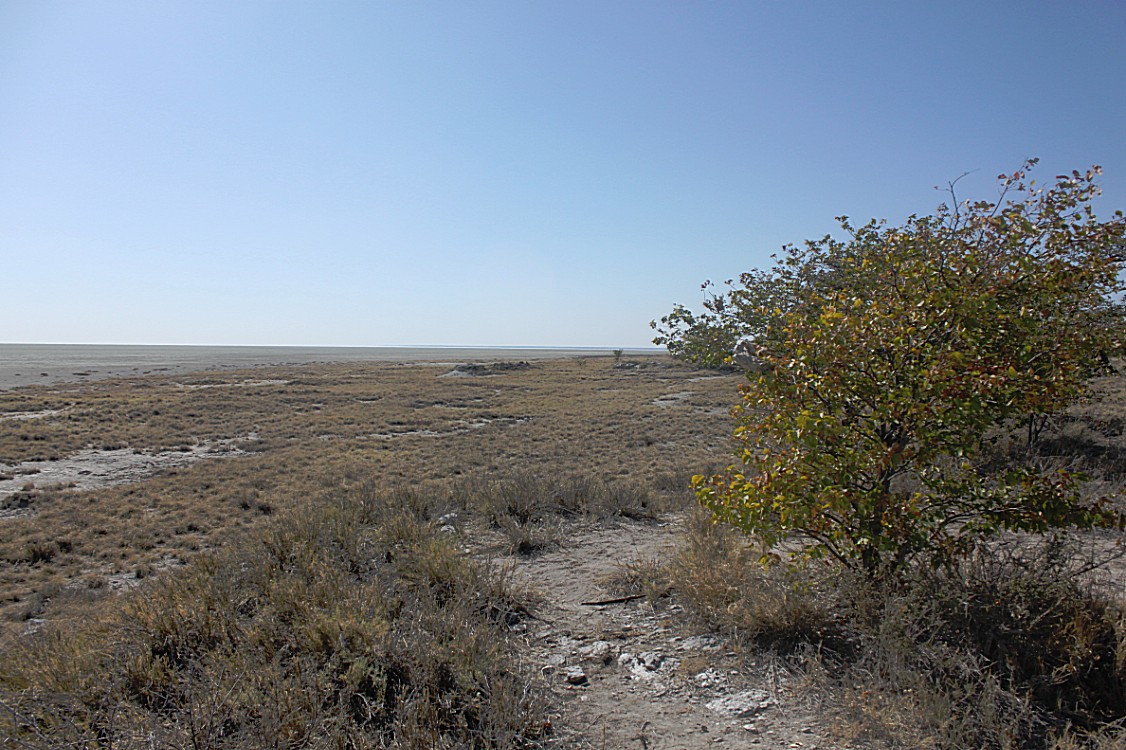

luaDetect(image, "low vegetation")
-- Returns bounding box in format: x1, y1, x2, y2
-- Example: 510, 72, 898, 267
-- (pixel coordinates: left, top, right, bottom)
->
0, 356, 731, 635
669, 499, 1126, 748
0, 355, 734, 747
2, 487, 548, 748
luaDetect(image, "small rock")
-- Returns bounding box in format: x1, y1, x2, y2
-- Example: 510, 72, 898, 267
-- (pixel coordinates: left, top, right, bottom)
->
563, 666, 588, 685
679, 634, 722, 651
617, 652, 652, 680
437, 512, 458, 525
694, 669, 725, 688
705, 690, 773, 718
578, 640, 614, 663
618, 651, 678, 681
640, 651, 663, 670
556, 635, 582, 653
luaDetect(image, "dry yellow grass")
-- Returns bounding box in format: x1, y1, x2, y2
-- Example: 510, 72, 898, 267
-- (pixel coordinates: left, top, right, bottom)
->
0, 355, 739, 640
7, 356, 1122, 748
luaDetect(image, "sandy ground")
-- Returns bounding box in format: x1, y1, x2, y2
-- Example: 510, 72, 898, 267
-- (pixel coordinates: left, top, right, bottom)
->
0, 439, 251, 515
490, 519, 846, 750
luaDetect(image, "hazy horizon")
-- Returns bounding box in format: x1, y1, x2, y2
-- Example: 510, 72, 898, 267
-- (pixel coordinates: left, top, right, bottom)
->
3, 2, 1123, 348
2, 341, 661, 350
0, 341, 662, 390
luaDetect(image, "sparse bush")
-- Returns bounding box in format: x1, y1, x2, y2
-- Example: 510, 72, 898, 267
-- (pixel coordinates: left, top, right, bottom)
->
22, 540, 56, 566
496, 515, 560, 556
898, 540, 1125, 726
669, 508, 1126, 747
0, 485, 549, 749
603, 556, 672, 603
824, 537, 1126, 748
452, 470, 670, 527
671, 509, 841, 650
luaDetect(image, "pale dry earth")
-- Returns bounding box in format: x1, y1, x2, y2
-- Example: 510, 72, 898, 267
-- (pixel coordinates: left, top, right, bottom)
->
0, 440, 251, 500
485, 519, 848, 750
0, 344, 643, 390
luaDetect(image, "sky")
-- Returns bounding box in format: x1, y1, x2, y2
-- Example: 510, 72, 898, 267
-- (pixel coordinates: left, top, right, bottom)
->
2, 1, 1124, 348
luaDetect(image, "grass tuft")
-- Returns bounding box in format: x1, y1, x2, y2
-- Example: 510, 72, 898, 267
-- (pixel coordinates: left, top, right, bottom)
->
670, 508, 843, 651
0, 485, 550, 748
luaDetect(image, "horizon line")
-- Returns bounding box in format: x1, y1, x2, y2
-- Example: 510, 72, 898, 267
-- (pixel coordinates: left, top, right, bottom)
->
2, 341, 665, 351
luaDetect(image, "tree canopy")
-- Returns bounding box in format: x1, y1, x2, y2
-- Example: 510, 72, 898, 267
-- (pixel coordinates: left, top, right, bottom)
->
673, 162, 1126, 573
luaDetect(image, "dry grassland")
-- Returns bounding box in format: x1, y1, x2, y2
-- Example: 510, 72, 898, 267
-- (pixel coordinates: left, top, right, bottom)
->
2, 356, 1124, 748
0, 355, 736, 642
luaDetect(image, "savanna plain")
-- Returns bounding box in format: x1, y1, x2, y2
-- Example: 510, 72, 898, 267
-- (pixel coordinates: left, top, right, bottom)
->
1, 355, 1124, 749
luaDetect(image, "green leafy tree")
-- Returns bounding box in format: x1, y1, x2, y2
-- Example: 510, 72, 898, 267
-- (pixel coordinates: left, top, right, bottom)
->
650, 297, 738, 368
693, 162, 1126, 575
651, 269, 799, 368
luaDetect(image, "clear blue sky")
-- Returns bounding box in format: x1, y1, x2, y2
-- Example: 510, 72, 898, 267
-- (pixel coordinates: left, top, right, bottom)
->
3, 1, 1123, 347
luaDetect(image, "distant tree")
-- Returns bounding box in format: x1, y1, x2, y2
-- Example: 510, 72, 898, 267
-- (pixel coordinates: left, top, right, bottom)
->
650, 269, 797, 368
690, 162, 1126, 575
650, 295, 740, 369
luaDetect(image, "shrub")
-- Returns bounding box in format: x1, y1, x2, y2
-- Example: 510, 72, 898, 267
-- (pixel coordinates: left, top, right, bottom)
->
0, 486, 549, 749
691, 163, 1126, 573
670, 509, 841, 650
837, 538, 1126, 748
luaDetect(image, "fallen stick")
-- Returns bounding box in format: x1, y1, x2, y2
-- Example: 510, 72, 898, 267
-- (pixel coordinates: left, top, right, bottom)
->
579, 594, 645, 606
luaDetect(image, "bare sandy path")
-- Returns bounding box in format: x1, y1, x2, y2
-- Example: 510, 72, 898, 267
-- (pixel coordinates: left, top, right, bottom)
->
500, 518, 847, 749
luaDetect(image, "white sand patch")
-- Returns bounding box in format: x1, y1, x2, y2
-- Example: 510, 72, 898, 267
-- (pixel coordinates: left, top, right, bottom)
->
0, 436, 256, 498
459, 416, 532, 429
368, 428, 450, 439
0, 409, 63, 422
651, 391, 693, 407
174, 379, 291, 390
366, 416, 532, 440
